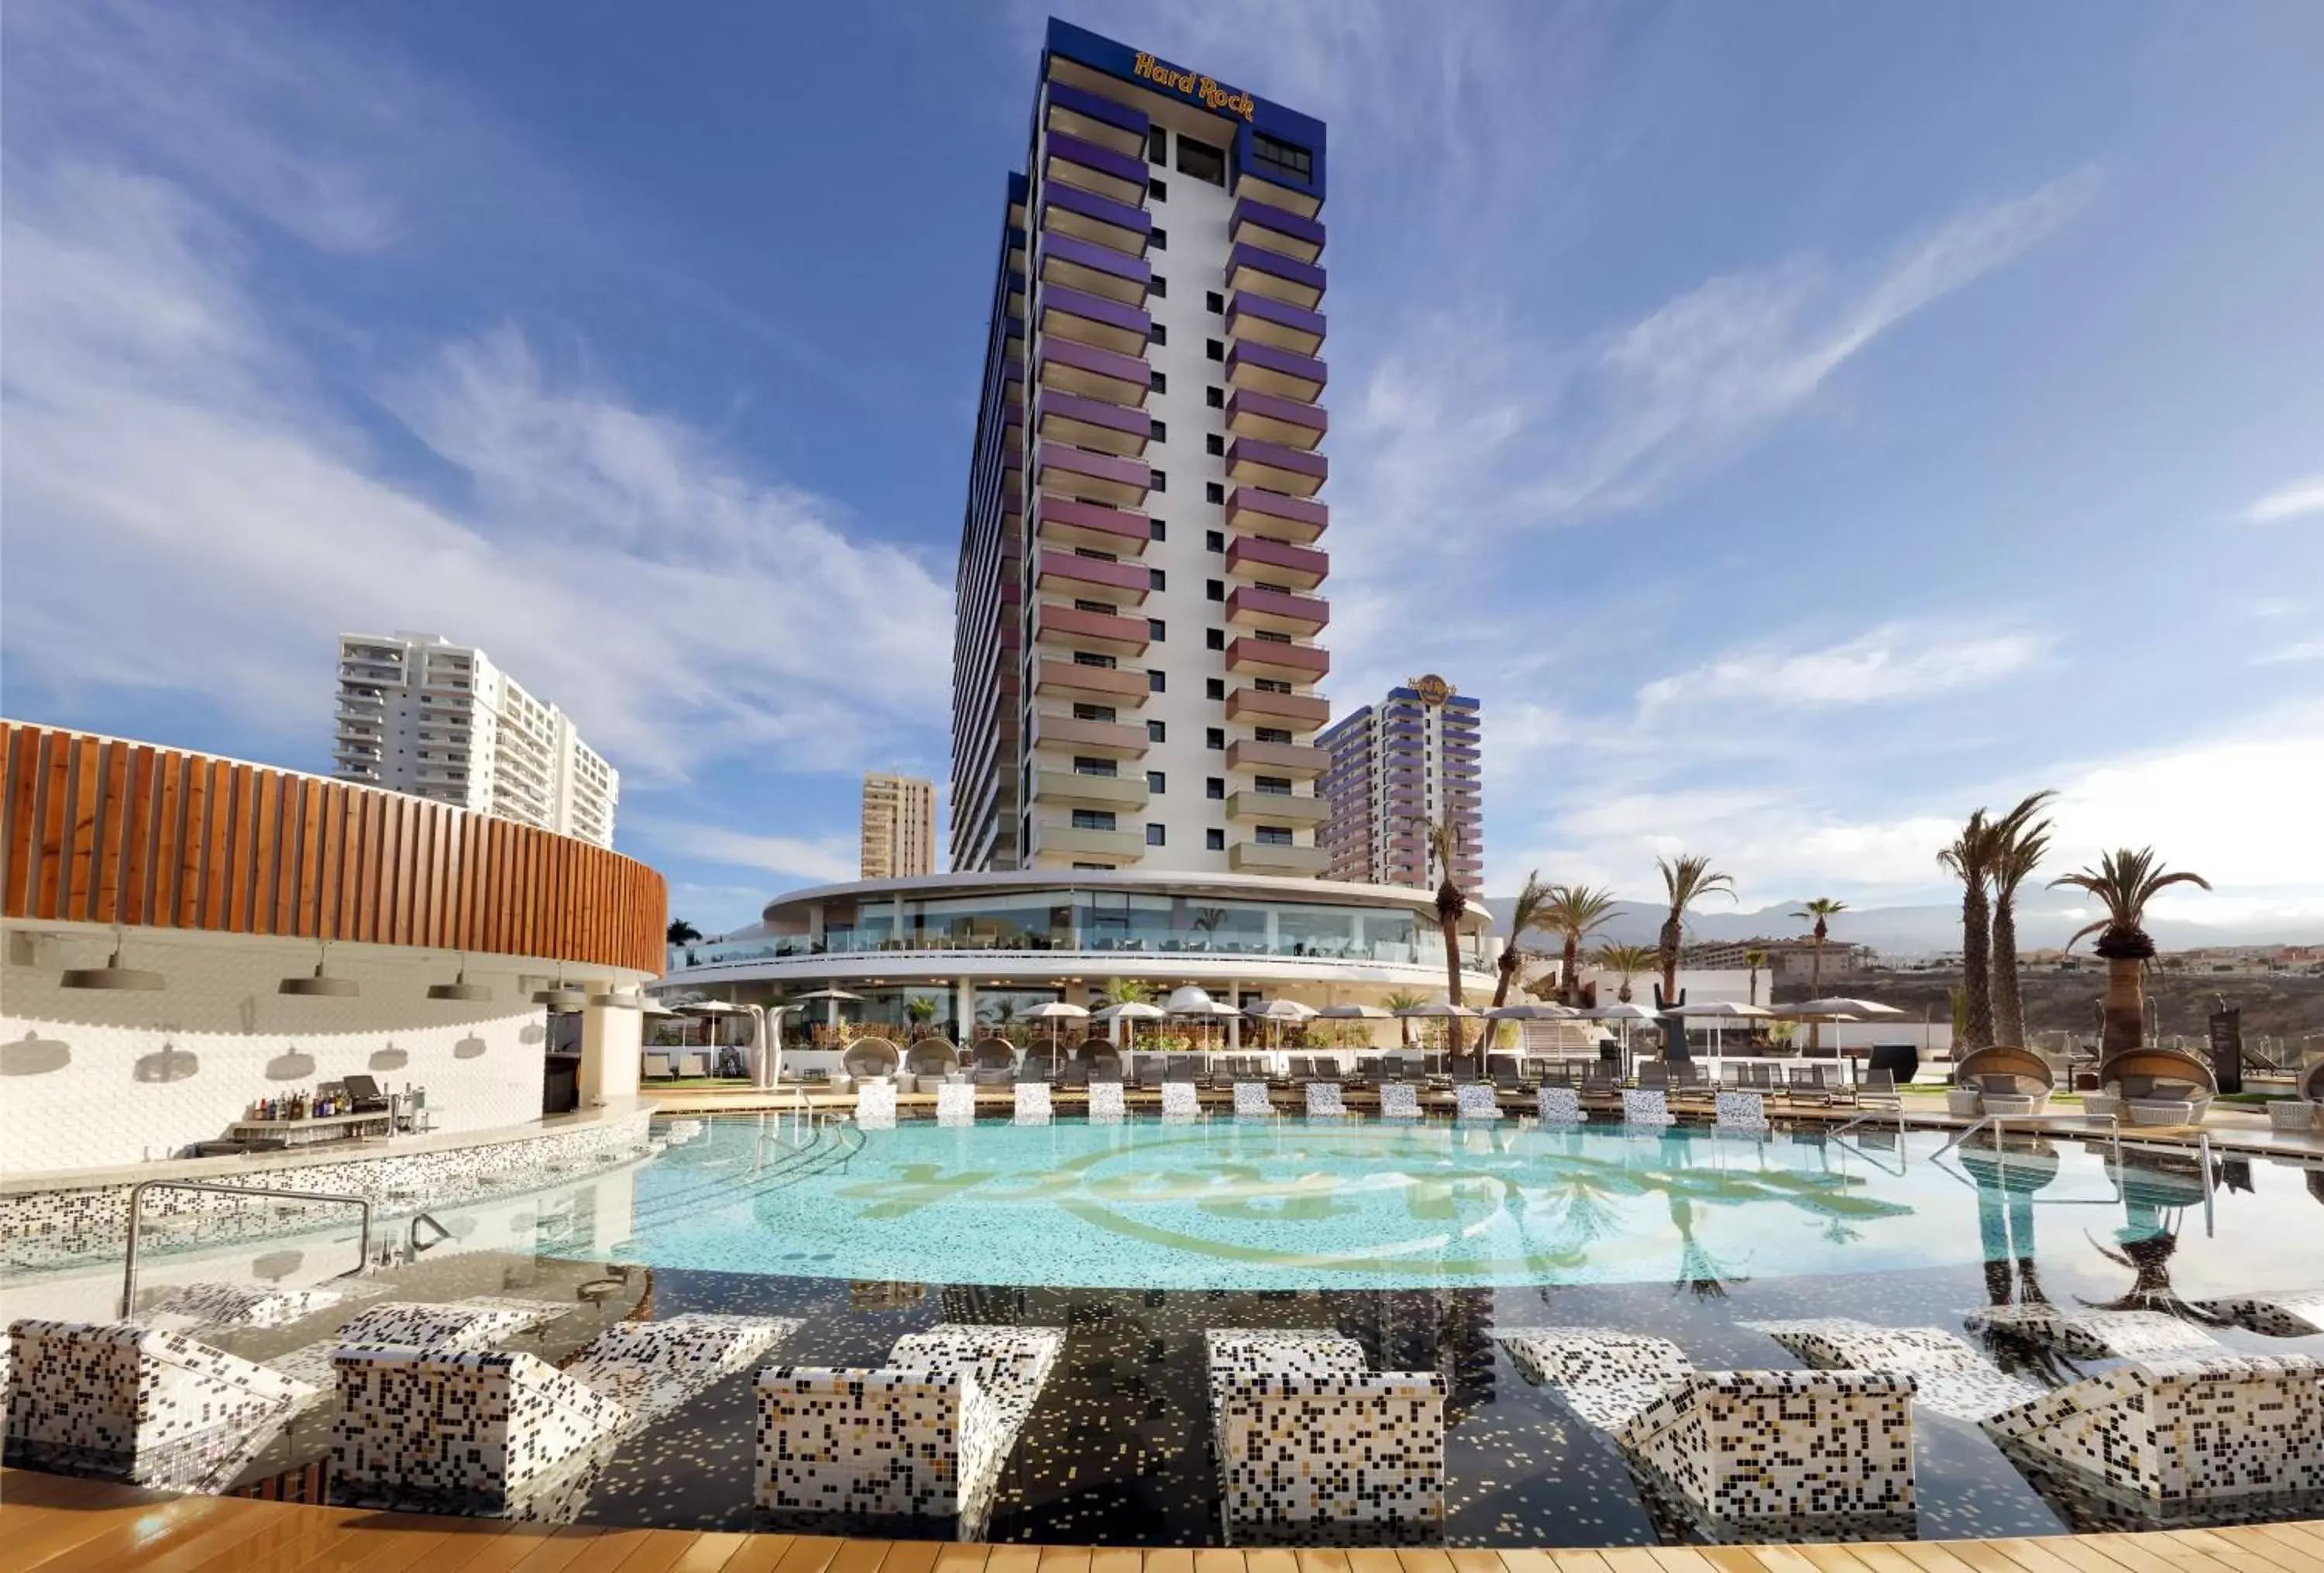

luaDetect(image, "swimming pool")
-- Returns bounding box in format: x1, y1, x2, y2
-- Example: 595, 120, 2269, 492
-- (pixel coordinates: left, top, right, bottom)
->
590, 1114, 2324, 1295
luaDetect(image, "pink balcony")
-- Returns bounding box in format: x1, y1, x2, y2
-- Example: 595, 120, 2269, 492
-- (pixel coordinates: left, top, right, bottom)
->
1226, 439, 1327, 499
1227, 585, 1329, 636
1034, 441, 1151, 510
1225, 390, 1326, 452
1035, 497, 1150, 553
1037, 549, 1150, 602
1227, 636, 1329, 683
1226, 487, 1327, 545
1226, 535, 1327, 590
1035, 601, 1151, 656
1036, 339, 1149, 408
1037, 391, 1150, 458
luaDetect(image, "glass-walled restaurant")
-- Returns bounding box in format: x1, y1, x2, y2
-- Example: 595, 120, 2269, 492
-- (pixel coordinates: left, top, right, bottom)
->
671, 887, 1488, 971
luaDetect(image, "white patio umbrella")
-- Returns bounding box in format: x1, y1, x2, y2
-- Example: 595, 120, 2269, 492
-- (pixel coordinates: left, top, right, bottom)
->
1024, 1000, 1090, 1051
1246, 997, 1316, 1052
1396, 1001, 1483, 1017
1486, 1003, 1579, 1018
1315, 1003, 1393, 1019
677, 999, 748, 1050
1091, 999, 1165, 1051
1781, 996, 1901, 1055
789, 986, 864, 1040
1576, 1000, 1655, 1059
1668, 999, 1772, 1054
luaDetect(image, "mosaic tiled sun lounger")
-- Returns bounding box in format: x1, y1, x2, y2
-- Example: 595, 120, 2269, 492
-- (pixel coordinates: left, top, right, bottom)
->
936, 1083, 976, 1127
1537, 1086, 1583, 1124
756, 1322, 1064, 1540
1378, 1083, 1421, 1120
143, 1282, 348, 1330
270, 1297, 571, 1391
1304, 1080, 1346, 1117
1962, 1304, 2219, 1360
1621, 1089, 1675, 1127
854, 1081, 898, 1129
2194, 1288, 2324, 1337
1203, 1327, 1444, 1539
1714, 1091, 1769, 1134
1087, 1081, 1126, 1123
1233, 1080, 1274, 1117
1743, 1317, 2043, 1421
1160, 1082, 1200, 1120
1013, 1082, 1053, 1125
1455, 1083, 1501, 1121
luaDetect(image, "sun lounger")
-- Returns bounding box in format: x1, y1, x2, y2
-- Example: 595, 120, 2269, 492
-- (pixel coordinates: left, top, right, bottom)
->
936, 1083, 976, 1127
1087, 1081, 1126, 1122
1537, 1086, 1583, 1124
1378, 1082, 1421, 1120
1743, 1317, 2042, 1422
1304, 1080, 1346, 1117
1160, 1082, 1199, 1120
1205, 1328, 1444, 1536
1714, 1090, 1768, 1134
1621, 1088, 1675, 1127
2193, 1289, 2324, 1337
1963, 1303, 2219, 1359
1232, 1079, 1274, 1117
1455, 1083, 1501, 1120
1013, 1082, 1052, 1125
854, 1081, 898, 1130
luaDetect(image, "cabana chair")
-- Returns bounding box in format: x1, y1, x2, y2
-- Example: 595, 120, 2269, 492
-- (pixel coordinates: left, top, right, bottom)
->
1950, 1046, 2056, 1118
1136, 1058, 1167, 1091
2268, 1059, 2324, 1133
2084, 1047, 2215, 1127
680, 1050, 713, 1079
969, 1037, 1018, 1086
1637, 1059, 1669, 1093
1016, 1052, 1057, 1083
904, 1038, 958, 1092
844, 1036, 902, 1084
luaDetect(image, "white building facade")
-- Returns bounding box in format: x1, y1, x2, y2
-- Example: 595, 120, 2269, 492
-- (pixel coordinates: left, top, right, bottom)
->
332, 631, 619, 848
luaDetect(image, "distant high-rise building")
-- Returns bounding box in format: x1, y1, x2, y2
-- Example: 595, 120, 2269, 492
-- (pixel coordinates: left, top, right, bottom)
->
1318, 675, 1480, 894
947, 20, 1333, 876
332, 632, 618, 848
861, 773, 937, 879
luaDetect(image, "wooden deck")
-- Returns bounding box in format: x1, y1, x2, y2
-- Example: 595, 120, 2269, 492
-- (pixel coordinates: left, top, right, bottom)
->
4, 1473, 2320, 1573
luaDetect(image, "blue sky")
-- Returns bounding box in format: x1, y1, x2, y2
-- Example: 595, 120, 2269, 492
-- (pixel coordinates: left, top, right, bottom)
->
4, 0, 2319, 941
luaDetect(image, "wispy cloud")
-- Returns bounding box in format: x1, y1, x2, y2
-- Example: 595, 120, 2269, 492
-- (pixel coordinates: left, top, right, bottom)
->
1636, 624, 2051, 714
2257, 638, 2324, 665
627, 819, 858, 886
2244, 475, 2324, 524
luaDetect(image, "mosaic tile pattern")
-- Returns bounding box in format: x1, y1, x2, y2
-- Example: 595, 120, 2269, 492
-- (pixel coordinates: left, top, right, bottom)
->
1013, 1083, 1053, 1126
563, 1314, 800, 1423
2194, 1288, 2324, 1337
329, 1345, 632, 1516
937, 1084, 977, 1127
1620, 1089, 1674, 1127
1160, 1084, 1199, 1120
270, 1297, 568, 1391
4, 1318, 315, 1491
1536, 1086, 1581, 1124
1744, 1317, 2044, 1422
146, 1282, 344, 1330
1305, 1083, 1346, 1118
854, 1083, 898, 1130
1203, 1328, 1444, 1535
1495, 1327, 1693, 1430
1377, 1085, 1420, 1120
1232, 1082, 1274, 1117
1455, 1085, 1501, 1122
1614, 1368, 1917, 1529
1714, 1092, 1769, 1133
1962, 1304, 2220, 1359
1087, 1083, 1125, 1123
1981, 1353, 2324, 1509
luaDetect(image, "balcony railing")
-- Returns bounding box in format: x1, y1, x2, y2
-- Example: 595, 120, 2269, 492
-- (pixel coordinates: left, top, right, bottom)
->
1226, 293, 1326, 358
1033, 441, 1151, 510
1226, 438, 1327, 498
1225, 389, 1327, 451
1226, 685, 1330, 726
1034, 601, 1152, 657
1229, 841, 1329, 877
1226, 243, 1325, 310
1037, 824, 1149, 863
1037, 234, 1151, 307
1229, 198, 1326, 263
1037, 549, 1150, 601
1043, 130, 1149, 207
1034, 496, 1150, 553
1034, 658, 1151, 703
1037, 391, 1150, 457
1226, 791, 1329, 826
1038, 284, 1150, 358
1034, 769, 1152, 814
1045, 81, 1148, 159
1225, 340, 1327, 402
1234, 167, 1322, 220
1040, 181, 1151, 257
1036, 338, 1149, 408
1226, 584, 1329, 636
1226, 636, 1330, 683
1226, 487, 1328, 545
1226, 736, 1329, 775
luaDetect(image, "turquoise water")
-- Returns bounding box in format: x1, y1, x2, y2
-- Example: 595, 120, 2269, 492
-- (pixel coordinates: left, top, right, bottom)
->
600, 1117, 2319, 1292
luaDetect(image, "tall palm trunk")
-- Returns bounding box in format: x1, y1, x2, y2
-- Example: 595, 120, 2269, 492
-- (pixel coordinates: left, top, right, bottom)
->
1439, 895, 1467, 1064
2100, 955, 2145, 1059
1657, 912, 1682, 1007
1561, 933, 1582, 1007
1992, 897, 2026, 1046
1959, 879, 1994, 1053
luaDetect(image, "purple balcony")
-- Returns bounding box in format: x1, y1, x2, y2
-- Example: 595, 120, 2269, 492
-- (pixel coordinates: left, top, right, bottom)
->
1035, 496, 1151, 552
1226, 534, 1327, 590
1226, 294, 1326, 358
1044, 130, 1148, 207
1034, 602, 1151, 657
1234, 167, 1322, 221
1037, 391, 1150, 458
1225, 389, 1326, 452
1227, 585, 1329, 636
1230, 198, 1325, 263
1035, 657, 1150, 704
1226, 243, 1325, 311
1226, 685, 1331, 726
1041, 183, 1151, 257
1046, 82, 1147, 158
1039, 284, 1150, 358
1035, 339, 1148, 408
1227, 439, 1327, 498
1226, 486, 1327, 545
1227, 636, 1330, 683
1037, 549, 1150, 602
1034, 441, 1151, 510
1037, 233, 1150, 307
1225, 340, 1326, 402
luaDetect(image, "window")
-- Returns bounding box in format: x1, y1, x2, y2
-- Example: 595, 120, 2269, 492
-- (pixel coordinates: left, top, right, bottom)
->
1149, 323, 1167, 346
1150, 370, 1167, 393
1148, 174, 1167, 199
1257, 825, 1295, 846
1206, 628, 1226, 650
1206, 434, 1225, 456
1074, 861, 1114, 870
1148, 469, 1166, 492
1256, 726, 1293, 744
1206, 579, 1225, 601
1074, 546, 1118, 561
1206, 528, 1225, 551
1074, 703, 1118, 722
1205, 677, 1225, 700
1074, 598, 1117, 615
1205, 828, 1226, 851
1073, 756, 1119, 777
1206, 385, 1225, 408
1146, 823, 1167, 847
1073, 650, 1116, 668
1149, 519, 1167, 541
1073, 809, 1119, 831
1206, 482, 1225, 503
1206, 727, 1226, 749
1176, 135, 1226, 185
1147, 770, 1166, 793
1251, 131, 1313, 183
1205, 777, 1226, 800
1256, 775, 1292, 795
1149, 418, 1167, 441
1147, 719, 1167, 742
1149, 567, 1167, 590
1147, 617, 1166, 640
1150, 227, 1167, 250
1255, 676, 1291, 693
1147, 669, 1166, 693
1254, 628, 1291, 643
1206, 291, 1226, 314
1148, 274, 1167, 298
1205, 338, 1225, 361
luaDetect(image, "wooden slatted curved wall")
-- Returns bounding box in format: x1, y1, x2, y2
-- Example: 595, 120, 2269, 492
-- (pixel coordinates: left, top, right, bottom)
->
0, 721, 666, 975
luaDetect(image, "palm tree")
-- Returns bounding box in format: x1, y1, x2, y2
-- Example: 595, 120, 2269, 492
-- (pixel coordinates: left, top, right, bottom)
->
1098, 977, 1157, 1006
1384, 989, 1428, 1050
1988, 790, 2058, 1048
666, 918, 703, 947
1595, 944, 1658, 1003
1654, 855, 1734, 1007
1539, 883, 1621, 1007
1418, 814, 1472, 1064
1744, 948, 1767, 1007
1937, 811, 2001, 1054
1490, 871, 1557, 1014
1790, 897, 1848, 1050
2051, 848, 2212, 1060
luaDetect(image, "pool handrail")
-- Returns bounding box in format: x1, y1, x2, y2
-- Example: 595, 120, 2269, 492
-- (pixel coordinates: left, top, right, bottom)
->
122, 1178, 373, 1318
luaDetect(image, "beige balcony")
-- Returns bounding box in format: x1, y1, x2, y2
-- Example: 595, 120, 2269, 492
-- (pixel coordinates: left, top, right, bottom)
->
1039, 824, 1149, 863
1226, 791, 1329, 825
1030, 711, 1150, 760
1226, 487, 1327, 545
1035, 601, 1150, 657
1037, 550, 1150, 603
1226, 534, 1327, 590
1226, 738, 1328, 776
1229, 840, 1329, 876
1034, 658, 1150, 704
1226, 686, 1330, 727
1226, 636, 1329, 683
1036, 769, 1152, 813
1035, 497, 1150, 553
1226, 585, 1329, 637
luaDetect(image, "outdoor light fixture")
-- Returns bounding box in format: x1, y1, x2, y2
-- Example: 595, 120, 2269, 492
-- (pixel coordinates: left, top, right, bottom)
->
427, 953, 493, 1003
585, 986, 645, 1009
531, 978, 586, 1010
60, 928, 165, 992
280, 940, 359, 997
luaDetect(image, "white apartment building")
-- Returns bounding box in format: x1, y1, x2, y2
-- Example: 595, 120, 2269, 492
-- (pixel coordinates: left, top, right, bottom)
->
860, 773, 937, 878
332, 632, 619, 848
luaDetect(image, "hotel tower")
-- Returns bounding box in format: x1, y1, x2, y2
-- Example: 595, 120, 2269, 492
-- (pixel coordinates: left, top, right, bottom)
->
948, 21, 1332, 876
1318, 676, 1483, 897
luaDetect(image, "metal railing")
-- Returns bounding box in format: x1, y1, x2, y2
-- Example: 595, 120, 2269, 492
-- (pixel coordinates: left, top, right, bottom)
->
121, 1179, 372, 1318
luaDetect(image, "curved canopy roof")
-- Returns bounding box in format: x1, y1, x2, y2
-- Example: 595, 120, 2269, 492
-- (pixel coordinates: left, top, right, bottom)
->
1952, 1045, 2055, 1089
2096, 1046, 2218, 1093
